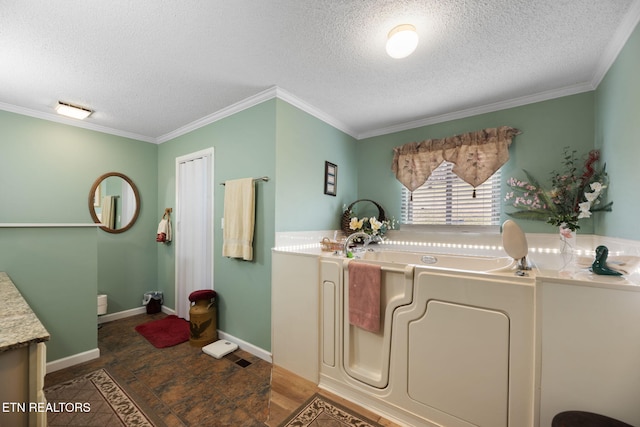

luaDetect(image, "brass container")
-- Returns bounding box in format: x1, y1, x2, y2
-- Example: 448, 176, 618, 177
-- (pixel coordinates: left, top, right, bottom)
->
189, 300, 217, 347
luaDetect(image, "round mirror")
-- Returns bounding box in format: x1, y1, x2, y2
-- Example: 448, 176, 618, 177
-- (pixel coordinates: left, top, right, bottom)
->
88, 172, 140, 233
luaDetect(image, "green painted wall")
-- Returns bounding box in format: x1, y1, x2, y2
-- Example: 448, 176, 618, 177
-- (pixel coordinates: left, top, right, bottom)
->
157, 99, 358, 352
0, 110, 158, 361
595, 21, 640, 239
274, 99, 358, 231
157, 100, 276, 351
0, 228, 97, 361
0, 97, 358, 360
358, 93, 596, 234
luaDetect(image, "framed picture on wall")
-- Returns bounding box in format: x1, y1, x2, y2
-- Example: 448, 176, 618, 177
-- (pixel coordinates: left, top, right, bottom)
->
324, 161, 337, 196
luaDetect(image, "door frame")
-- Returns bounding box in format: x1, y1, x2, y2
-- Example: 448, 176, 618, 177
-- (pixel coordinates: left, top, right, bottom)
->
174, 147, 215, 317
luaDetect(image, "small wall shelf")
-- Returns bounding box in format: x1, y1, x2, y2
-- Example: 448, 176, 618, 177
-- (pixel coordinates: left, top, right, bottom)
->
0, 223, 102, 228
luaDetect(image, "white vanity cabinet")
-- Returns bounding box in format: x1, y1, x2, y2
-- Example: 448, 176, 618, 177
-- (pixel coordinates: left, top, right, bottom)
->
538, 279, 640, 427
271, 251, 320, 383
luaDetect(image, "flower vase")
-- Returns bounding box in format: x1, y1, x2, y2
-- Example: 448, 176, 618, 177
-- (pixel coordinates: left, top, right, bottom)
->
559, 223, 575, 255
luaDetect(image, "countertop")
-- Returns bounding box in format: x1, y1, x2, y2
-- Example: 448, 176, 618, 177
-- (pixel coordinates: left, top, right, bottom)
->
0, 272, 50, 352
273, 245, 640, 292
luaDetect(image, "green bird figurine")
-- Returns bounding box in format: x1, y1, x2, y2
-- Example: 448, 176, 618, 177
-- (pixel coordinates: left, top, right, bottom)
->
591, 245, 623, 276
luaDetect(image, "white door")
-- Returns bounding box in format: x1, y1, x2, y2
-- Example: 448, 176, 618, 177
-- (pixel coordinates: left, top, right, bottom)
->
175, 148, 214, 319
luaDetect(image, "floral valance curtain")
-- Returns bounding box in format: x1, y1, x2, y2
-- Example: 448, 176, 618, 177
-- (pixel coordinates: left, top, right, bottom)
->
391, 126, 521, 193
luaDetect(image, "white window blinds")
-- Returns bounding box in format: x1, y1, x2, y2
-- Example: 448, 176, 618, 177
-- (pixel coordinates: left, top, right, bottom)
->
401, 161, 502, 226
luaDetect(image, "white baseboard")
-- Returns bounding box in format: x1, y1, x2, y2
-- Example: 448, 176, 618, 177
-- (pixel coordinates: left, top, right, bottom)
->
217, 331, 272, 363
47, 348, 100, 374
52, 306, 271, 372
98, 306, 146, 323
97, 304, 176, 324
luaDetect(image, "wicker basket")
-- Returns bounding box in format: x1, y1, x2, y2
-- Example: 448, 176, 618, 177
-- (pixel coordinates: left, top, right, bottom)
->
320, 237, 344, 252
341, 199, 387, 236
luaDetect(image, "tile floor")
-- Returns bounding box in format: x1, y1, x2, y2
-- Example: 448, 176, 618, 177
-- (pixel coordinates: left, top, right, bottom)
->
44, 313, 272, 426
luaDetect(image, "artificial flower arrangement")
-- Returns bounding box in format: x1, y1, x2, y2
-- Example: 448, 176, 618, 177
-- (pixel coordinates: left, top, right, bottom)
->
348, 215, 395, 236
504, 147, 613, 232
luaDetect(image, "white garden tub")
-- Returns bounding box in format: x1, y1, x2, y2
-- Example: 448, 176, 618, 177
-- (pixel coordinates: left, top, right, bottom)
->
360, 250, 518, 273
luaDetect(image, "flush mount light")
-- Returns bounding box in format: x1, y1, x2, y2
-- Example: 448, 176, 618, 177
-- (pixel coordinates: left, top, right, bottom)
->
55, 101, 93, 120
386, 24, 419, 59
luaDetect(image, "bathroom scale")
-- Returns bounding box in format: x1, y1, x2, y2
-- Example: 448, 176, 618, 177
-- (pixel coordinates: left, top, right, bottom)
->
202, 340, 238, 359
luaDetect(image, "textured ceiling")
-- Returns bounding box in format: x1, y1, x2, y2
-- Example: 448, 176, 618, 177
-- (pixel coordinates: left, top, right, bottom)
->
1, 0, 639, 143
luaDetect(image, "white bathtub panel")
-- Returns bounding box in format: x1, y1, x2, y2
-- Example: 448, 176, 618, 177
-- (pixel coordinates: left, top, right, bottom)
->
390, 269, 534, 427
321, 280, 336, 367
319, 258, 534, 427
538, 281, 640, 427
343, 260, 414, 388
271, 252, 319, 382
407, 300, 510, 427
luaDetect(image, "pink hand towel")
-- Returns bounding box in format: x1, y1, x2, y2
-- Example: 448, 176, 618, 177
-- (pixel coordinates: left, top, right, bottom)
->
348, 262, 382, 333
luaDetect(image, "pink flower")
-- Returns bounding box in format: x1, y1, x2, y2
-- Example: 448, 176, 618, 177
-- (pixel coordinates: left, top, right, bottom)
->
560, 226, 573, 239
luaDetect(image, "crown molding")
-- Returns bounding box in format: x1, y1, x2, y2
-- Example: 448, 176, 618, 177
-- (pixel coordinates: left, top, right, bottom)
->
0, 80, 611, 144
155, 86, 358, 143
273, 87, 357, 138
155, 86, 279, 144
0, 101, 155, 143
357, 82, 595, 140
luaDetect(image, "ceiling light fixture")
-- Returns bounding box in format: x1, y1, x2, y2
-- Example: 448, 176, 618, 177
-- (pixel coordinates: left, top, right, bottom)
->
386, 24, 419, 59
55, 101, 93, 120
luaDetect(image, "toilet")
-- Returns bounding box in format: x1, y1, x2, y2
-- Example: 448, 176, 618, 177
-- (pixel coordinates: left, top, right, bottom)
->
97, 294, 108, 315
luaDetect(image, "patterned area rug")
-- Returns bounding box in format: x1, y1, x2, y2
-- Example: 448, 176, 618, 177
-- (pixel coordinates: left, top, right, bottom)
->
278, 393, 382, 427
45, 369, 157, 426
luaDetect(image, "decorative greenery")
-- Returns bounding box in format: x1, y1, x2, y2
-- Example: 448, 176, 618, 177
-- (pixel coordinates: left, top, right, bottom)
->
505, 147, 613, 231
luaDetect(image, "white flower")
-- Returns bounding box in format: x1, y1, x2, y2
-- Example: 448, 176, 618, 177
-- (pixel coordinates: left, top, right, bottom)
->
349, 217, 364, 230
369, 217, 382, 232
578, 201, 592, 219
577, 201, 592, 218
590, 182, 606, 193
584, 191, 599, 202
578, 210, 592, 219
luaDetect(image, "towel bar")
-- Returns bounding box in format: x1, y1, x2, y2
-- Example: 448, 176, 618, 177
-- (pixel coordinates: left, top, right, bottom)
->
343, 261, 407, 274
220, 176, 269, 186
380, 265, 407, 273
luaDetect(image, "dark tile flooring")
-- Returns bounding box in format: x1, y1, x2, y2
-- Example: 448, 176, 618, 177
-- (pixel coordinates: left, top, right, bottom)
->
44, 312, 272, 426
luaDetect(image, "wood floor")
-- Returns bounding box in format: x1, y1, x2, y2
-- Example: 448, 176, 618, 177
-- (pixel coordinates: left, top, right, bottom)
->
44, 312, 401, 426
267, 365, 402, 427
45, 313, 271, 426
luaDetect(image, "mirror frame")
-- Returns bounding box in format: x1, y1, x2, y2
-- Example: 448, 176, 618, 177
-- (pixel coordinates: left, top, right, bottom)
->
88, 172, 141, 234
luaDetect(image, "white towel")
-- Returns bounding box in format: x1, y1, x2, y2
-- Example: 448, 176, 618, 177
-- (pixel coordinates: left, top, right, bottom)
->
156, 218, 172, 243
222, 178, 255, 261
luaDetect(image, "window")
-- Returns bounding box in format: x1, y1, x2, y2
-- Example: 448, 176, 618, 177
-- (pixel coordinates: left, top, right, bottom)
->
401, 161, 501, 226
